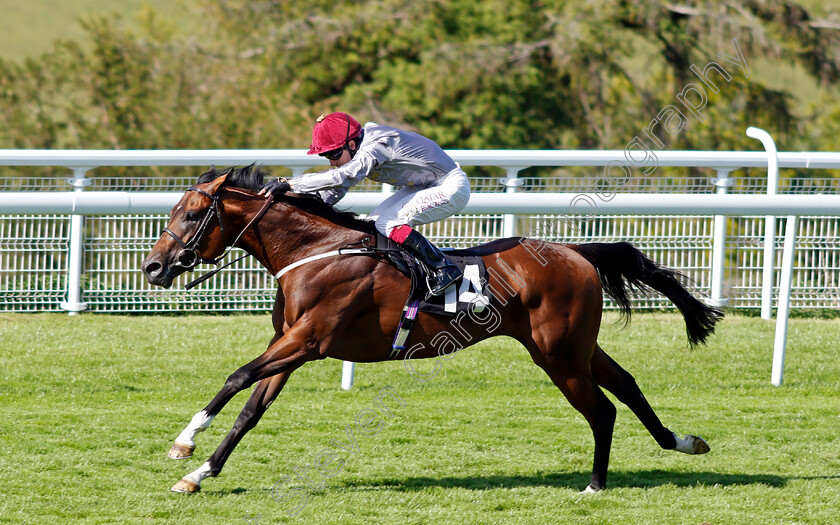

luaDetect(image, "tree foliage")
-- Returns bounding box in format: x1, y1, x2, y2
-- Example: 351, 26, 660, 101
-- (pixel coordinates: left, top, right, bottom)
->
1, 0, 839, 178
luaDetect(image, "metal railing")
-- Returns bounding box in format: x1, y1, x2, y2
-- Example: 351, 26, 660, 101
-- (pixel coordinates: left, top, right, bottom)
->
1, 136, 839, 385
1, 144, 838, 316
3, 212, 836, 311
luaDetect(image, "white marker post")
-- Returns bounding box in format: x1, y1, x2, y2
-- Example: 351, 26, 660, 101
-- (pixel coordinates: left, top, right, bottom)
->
771, 215, 799, 386
746, 127, 779, 320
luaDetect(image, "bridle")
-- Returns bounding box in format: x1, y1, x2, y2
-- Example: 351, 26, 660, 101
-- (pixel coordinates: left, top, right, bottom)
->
163, 187, 226, 270
162, 186, 274, 289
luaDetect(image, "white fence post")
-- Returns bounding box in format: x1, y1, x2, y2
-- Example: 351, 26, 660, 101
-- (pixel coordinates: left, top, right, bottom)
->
60, 167, 92, 315
771, 215, 799, 386
746, 127, 780, 319
341, 360, 355, 390
709, 169, 734, 307
501, 167, 524, 238
339, 183, 396, 389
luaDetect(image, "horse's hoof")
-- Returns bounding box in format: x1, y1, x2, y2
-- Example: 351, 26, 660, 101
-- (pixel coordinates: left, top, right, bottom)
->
579, 485, 601, 494
688, 434, 711, 454
675, 434, 710, 455
171, 478, 200, 493
169, 442, 195, 459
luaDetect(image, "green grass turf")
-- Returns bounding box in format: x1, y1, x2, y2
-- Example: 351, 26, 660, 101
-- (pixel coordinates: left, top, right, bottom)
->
0, 311, 838, 524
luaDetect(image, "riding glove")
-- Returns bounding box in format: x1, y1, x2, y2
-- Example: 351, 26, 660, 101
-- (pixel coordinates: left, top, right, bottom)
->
259, 177, 291, 200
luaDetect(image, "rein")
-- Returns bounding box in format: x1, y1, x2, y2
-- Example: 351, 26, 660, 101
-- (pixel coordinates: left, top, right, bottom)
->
169, 185, 387, 289
163, 187, 274, 290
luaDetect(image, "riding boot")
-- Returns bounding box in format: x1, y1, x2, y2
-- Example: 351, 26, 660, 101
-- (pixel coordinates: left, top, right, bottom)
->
400, 230, 462, 297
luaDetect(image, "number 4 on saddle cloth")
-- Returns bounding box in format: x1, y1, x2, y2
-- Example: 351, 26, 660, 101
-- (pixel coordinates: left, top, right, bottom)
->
345, 232, 494, 359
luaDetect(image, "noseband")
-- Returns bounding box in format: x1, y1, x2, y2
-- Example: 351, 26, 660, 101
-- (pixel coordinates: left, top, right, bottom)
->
163, 187, 225, 270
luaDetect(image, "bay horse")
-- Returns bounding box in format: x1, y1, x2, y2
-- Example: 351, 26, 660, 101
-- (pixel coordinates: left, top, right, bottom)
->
141, 165, 722, 495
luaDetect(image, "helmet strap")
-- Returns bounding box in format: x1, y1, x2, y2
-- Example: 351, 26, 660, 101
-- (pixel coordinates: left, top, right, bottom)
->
348, 129, 364, 159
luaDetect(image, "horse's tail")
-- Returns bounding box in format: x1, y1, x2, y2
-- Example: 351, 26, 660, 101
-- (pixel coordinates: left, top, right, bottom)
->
570, 242, 723, 348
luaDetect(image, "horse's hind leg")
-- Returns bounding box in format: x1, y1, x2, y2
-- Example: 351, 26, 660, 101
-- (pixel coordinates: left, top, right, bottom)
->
171, 371, 291, 493
534, 352, 617, 492
590, 344, 710, 455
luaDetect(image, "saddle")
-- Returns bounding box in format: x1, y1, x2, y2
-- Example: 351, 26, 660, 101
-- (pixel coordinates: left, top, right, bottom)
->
344, 232, 494, 358
352, 232, 493, 313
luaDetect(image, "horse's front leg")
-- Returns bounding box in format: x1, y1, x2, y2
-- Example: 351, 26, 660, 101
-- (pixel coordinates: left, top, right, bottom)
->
169, 288, 287, 460
169, 353, 287, 460
169, 325, 315, 493
171, 371, 293, 493
168, 410, 215, 460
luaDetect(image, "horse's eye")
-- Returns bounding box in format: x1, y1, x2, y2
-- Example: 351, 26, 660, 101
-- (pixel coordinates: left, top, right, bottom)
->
185, 211, 200, 222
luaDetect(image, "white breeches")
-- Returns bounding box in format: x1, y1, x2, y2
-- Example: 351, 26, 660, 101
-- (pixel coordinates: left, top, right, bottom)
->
369, 165, 470, 237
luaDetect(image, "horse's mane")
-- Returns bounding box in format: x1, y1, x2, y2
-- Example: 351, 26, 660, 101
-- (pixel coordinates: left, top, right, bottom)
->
197, 164, 373, 233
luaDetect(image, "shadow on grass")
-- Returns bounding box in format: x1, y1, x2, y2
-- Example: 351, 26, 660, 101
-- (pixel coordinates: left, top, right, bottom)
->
336, 470, 838, 492
200, 472, 840, 496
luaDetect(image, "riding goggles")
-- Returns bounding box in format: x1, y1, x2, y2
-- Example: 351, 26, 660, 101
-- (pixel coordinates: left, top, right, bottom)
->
319, 145, 346, 161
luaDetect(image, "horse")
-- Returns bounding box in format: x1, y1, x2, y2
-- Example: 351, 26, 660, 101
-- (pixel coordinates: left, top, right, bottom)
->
141, 164, 722, 495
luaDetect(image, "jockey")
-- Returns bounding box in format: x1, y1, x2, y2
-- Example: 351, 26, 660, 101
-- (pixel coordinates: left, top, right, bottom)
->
259, 112, 470, 296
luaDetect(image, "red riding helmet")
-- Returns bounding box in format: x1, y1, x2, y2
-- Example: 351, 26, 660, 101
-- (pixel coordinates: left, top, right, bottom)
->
307, 112, 362, 155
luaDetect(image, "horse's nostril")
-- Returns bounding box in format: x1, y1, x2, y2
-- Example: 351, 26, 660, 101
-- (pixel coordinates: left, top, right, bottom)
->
144, 261, 162, 276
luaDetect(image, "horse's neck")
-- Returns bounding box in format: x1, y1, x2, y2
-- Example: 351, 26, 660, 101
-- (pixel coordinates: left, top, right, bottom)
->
227, 198, 368, 275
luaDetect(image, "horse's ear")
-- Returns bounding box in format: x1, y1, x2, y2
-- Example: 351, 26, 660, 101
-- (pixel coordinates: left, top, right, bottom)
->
205, 171, 229, 194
